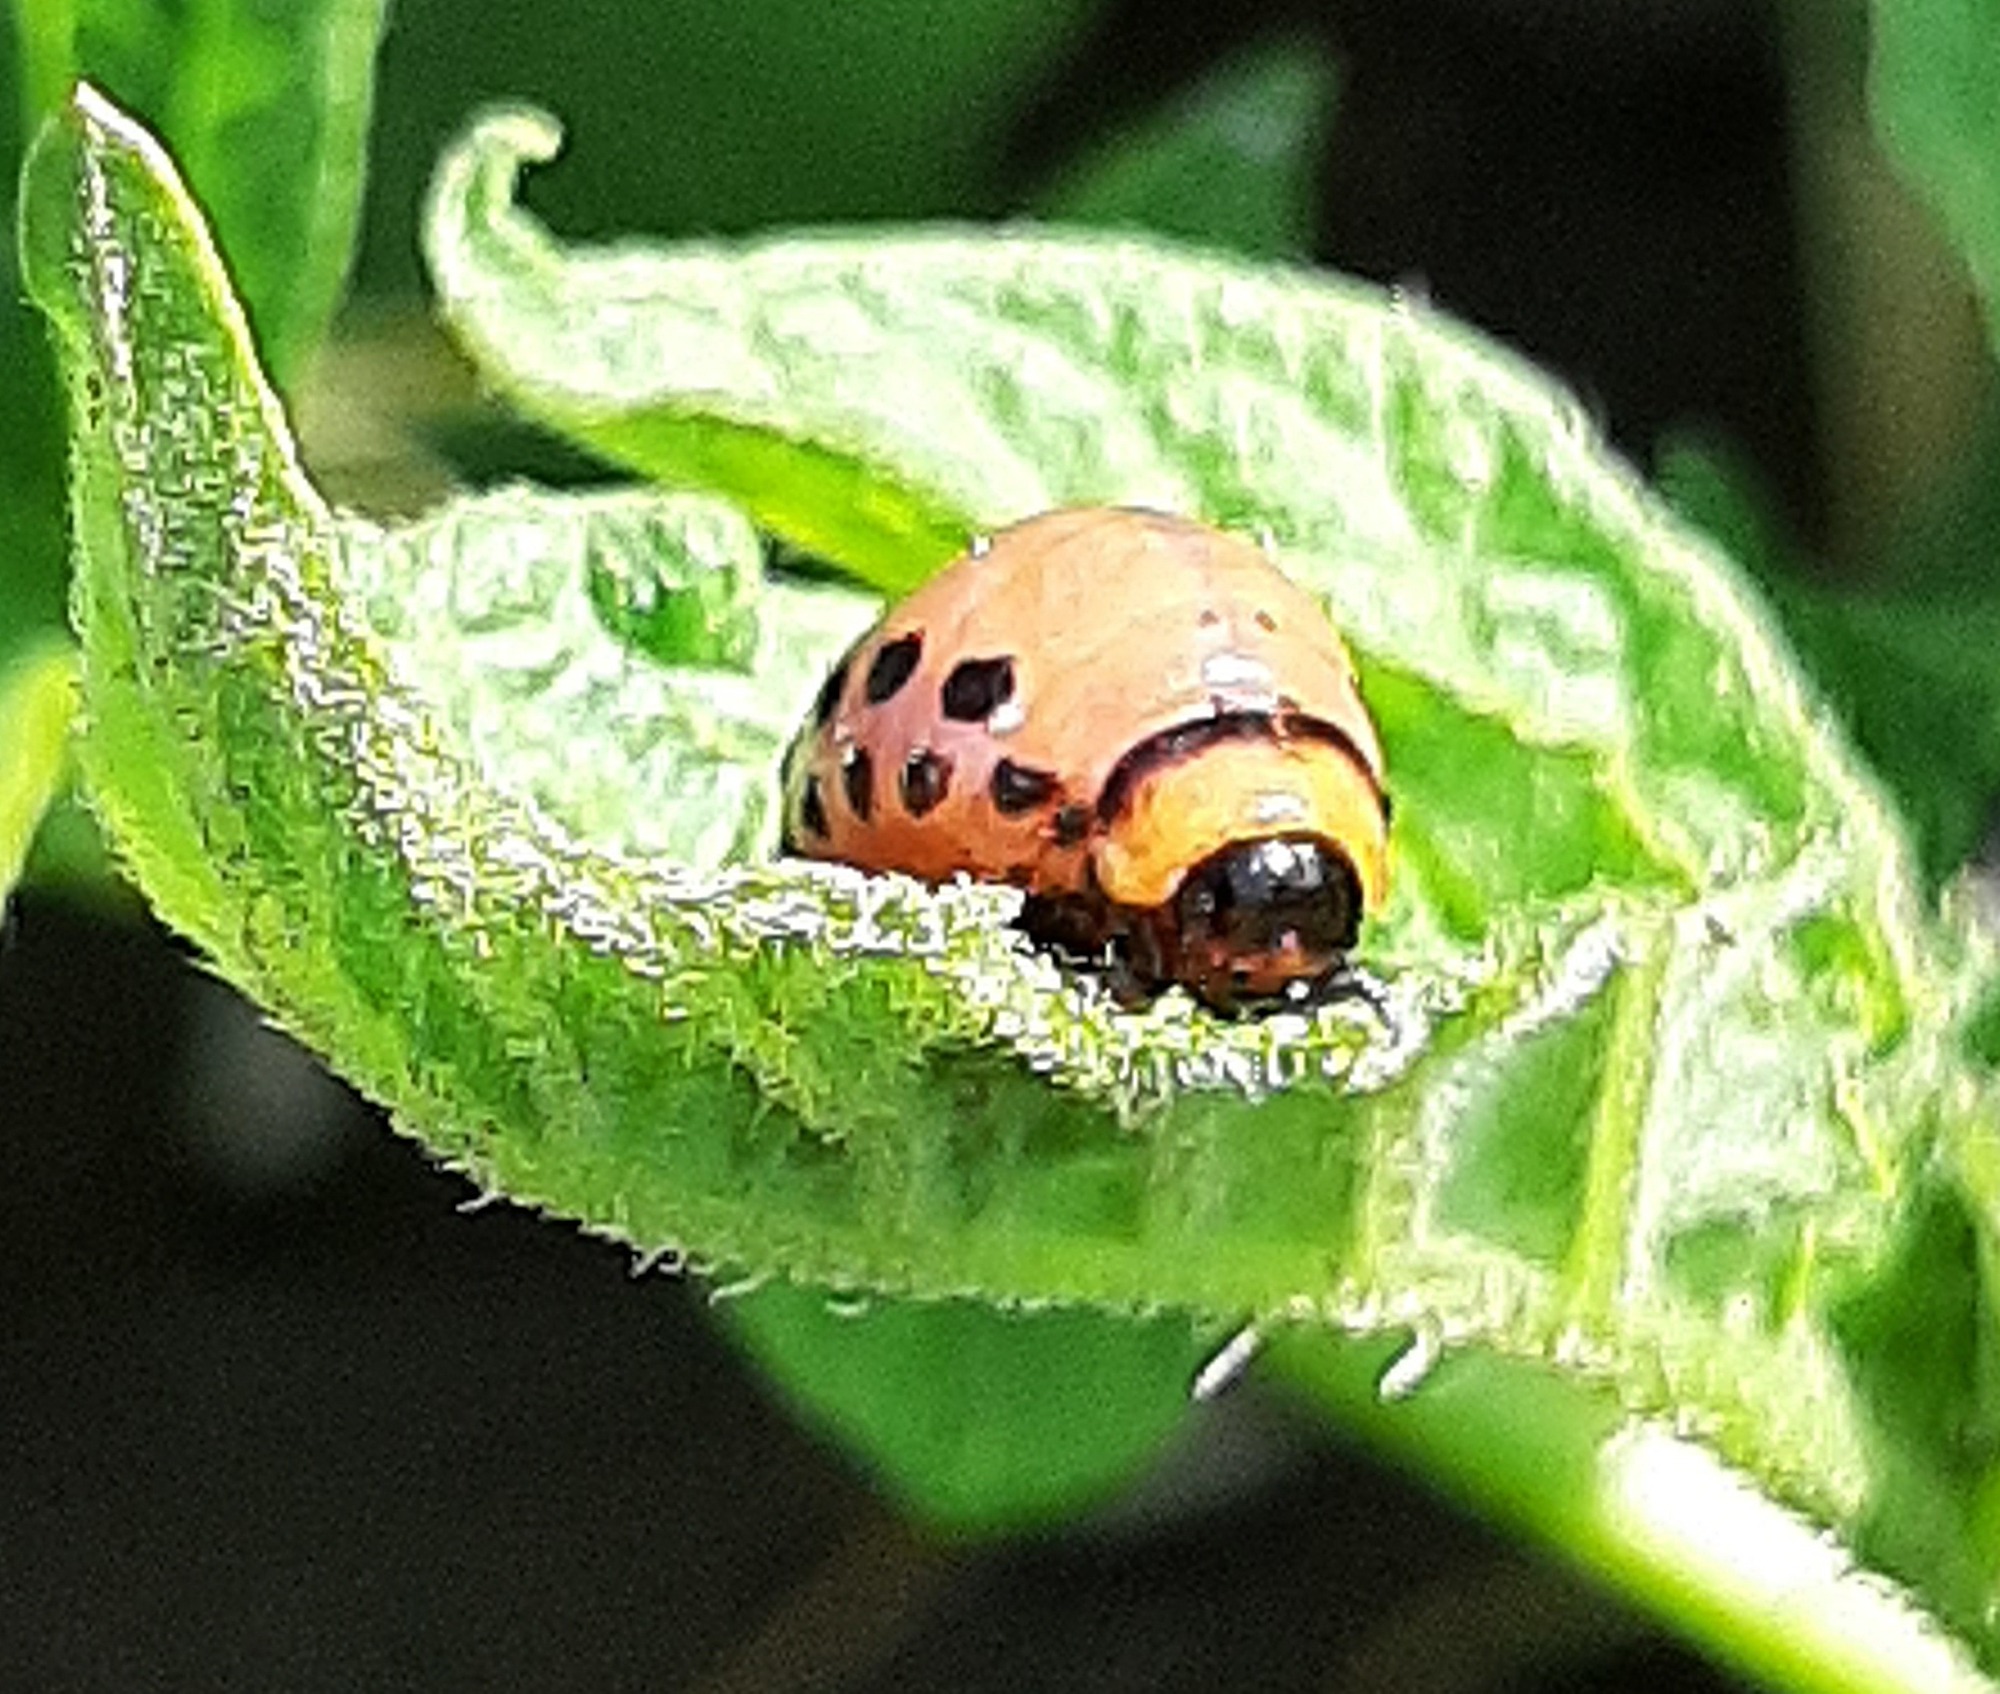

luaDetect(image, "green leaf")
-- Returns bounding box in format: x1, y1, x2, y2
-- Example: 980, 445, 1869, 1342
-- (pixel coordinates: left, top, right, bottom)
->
1868, 0, 2000, 352
1659, 427, 2000, 886
1, 0, 385, 738
29, 88, 2000, 1683
1034, 37, 1337, 258
0, 638, 76, 902
1751, 586, 2000, 886
0, 12, 74, 673
339, 482, 874, 872
14, 0, 387, 387
721, 1287, 1214, 1531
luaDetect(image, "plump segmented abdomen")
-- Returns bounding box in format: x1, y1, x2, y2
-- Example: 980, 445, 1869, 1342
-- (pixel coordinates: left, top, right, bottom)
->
781, 506, 1387, 917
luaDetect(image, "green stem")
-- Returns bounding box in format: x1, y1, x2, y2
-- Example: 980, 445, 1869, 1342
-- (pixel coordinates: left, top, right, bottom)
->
1273, 1335, 1994, 1694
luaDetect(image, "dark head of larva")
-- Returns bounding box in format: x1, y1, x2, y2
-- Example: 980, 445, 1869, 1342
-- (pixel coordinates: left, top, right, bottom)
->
1158, 836, 1364, 1012
1079, 709, 1390, 1012
1020, 830, 1369, 1015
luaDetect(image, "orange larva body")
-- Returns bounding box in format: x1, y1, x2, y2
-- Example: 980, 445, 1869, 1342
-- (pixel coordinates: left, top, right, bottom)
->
781, 507, 1389, 1011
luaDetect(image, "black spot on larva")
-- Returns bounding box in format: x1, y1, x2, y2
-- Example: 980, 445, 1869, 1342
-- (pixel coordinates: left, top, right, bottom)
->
841, 746, 874, 821
865, 633, 923, 704
901, 749, 950, 817
1052, 803, 1090, 847
811, 655, 850, 729
991, 759, 1059, 814
799, 774, 829, 838
1254, 608, 1277, 632
941, 656, 1015, 722
1198, 608, 1220, 628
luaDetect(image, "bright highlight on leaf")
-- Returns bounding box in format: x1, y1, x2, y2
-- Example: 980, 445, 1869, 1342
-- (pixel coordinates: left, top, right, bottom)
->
23, 84, 2000, 1688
